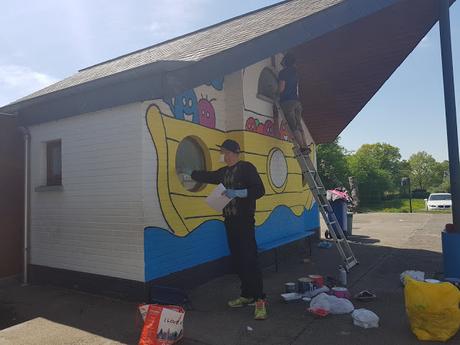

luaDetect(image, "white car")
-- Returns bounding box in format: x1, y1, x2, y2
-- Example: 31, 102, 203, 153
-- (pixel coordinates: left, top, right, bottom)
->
425, 193, 452, 211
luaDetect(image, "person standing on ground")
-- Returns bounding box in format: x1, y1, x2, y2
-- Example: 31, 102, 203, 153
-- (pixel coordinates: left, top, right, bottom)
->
190, 139, 267, 320
278, 52, 309, 152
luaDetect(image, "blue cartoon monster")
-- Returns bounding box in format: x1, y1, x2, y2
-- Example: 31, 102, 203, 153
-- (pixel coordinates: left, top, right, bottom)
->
163, 90, 199, 123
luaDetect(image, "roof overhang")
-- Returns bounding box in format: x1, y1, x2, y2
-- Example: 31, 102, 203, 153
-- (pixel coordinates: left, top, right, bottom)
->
295, 0, 452, 143
1, 0, 455, 143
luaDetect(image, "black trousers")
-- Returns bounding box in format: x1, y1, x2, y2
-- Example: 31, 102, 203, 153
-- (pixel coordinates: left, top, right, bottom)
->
224, 216, 264, 300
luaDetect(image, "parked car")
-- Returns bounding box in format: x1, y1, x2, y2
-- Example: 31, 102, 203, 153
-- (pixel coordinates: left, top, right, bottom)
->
425, 193, 452, 211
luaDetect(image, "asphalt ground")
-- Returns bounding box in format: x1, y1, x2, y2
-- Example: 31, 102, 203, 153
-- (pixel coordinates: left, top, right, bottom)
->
1, 212, 458, 345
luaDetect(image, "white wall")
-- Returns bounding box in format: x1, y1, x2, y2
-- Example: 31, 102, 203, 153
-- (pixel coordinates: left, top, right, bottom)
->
29, 103, 145, 282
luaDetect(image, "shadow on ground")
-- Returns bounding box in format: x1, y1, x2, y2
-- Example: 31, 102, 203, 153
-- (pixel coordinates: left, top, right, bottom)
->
0, 213, 457, 345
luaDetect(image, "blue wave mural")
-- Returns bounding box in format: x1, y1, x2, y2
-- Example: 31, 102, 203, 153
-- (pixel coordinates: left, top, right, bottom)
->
144, 203, 319, 281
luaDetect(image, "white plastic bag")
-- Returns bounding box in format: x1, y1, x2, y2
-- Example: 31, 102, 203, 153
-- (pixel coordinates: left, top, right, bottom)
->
352, 308, 379, 328
400, 270, 424, 285
310, 293, 354, 314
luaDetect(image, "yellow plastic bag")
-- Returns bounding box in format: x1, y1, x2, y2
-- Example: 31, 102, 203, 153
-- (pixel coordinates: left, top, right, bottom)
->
405, 277, 460, 342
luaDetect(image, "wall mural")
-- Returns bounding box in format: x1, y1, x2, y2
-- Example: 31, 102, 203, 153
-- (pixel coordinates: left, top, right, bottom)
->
198, 96, 216, 128
144, 77, 319, 282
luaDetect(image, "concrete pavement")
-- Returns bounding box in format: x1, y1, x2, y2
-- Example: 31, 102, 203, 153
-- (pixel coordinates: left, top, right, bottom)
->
0, 212, 457, 345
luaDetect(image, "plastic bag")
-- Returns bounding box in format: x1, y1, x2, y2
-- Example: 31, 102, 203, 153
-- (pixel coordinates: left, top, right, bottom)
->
400, 270, 425, 285
405, 277, 460, 342
138, 304, 185, 345
310, 293, 354, 314
352, 309, 379, 328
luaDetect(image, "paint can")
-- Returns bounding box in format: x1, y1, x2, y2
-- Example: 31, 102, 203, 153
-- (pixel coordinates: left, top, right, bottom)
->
308, 275, 324, 288
332, 287, 350, 299
298, 277, 314, 294
285, 282, 296, 293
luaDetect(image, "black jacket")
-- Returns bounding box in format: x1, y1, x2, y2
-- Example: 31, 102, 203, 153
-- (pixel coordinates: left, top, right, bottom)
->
192, 161, 265, 218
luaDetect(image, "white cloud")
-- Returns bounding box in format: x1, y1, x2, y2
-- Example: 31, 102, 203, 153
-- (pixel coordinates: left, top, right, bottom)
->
144, 0, 211, 39
0, 65, 58, 106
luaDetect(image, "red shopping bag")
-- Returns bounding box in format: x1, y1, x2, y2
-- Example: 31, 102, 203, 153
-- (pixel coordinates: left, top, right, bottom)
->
138, 304, 185, 345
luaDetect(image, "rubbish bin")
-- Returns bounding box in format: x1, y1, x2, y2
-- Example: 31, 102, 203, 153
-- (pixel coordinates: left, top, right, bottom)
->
347, 212, 353, 236
329, 199, 348, 237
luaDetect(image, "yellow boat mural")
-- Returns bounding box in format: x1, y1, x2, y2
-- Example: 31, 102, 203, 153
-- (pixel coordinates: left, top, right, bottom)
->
146, 104, 315, 237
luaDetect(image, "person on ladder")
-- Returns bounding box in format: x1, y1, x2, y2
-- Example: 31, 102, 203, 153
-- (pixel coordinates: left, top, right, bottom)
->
278, 52, 310, 154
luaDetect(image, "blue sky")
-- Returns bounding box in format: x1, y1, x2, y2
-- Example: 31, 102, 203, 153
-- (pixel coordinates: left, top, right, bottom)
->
0, 0, 458, 161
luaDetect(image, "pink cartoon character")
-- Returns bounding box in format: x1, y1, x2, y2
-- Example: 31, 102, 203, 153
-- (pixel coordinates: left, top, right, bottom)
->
198, 96, 216, 128
245, 117, 257, 132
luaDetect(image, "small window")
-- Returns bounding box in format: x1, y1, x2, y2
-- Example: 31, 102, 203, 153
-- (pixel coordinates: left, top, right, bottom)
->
46, 140, 62, 186
257, 67, 278, 102
175, 137, 208, 192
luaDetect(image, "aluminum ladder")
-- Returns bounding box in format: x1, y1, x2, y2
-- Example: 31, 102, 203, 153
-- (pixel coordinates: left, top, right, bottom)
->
292, 146, 358, 271
274, 103, 359, 271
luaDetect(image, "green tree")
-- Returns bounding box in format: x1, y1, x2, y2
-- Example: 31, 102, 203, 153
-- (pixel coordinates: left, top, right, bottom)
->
431, 160, 450, 192
347, 146, 393, 204
317, 138, 350, 189
347, 143, 402, 200
408, 151, 438, 191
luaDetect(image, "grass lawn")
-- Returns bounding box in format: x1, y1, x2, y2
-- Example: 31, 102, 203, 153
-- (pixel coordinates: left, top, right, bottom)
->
361, 198, 452, 213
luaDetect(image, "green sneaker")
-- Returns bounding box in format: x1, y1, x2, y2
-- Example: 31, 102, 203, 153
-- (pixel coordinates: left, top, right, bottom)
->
254, 299, 268, 320
228, 296, 255, 308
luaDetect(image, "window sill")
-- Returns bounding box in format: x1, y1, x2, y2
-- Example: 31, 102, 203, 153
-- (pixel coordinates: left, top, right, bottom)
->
35, 185, 64, 192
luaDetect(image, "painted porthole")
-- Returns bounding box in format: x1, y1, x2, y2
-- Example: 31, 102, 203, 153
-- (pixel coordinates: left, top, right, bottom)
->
267, 148, 288, 193
175, 136, 208, 192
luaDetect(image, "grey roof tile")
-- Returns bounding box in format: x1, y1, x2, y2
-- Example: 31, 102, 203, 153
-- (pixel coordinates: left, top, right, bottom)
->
13, 0, 343, 104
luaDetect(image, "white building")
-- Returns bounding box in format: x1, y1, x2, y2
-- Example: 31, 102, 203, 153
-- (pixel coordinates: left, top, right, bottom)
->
0, 0, 442, 299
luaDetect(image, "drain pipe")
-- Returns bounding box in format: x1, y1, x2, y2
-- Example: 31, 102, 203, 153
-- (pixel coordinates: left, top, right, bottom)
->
18, 126, 30, 285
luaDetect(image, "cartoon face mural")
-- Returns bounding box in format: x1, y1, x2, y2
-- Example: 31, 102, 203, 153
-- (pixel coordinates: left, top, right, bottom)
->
144, 75, 318, 283
245, 117, 257, 132
264, 120, 275, 137
163, 90, 199, 123
198, 97, 216, 128
246, 117, 282, 138
256, 120, 265, 135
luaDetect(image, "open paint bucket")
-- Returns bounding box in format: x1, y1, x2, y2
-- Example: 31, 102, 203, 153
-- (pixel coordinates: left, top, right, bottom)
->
332, 287, 350, 299
298, 277, 314, 293
308, 275, 324, 288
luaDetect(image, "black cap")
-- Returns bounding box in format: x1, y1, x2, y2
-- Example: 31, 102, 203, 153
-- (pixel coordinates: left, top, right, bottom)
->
219, 139, 240, 153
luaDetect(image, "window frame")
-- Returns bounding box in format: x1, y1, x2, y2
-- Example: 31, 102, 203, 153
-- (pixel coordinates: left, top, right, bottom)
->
175, 136, 210, 192
257, 67, 278, 103
46, 140, 62, 186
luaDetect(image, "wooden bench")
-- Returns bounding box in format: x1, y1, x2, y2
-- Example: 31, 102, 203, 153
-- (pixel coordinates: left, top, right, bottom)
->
258, 231, 315, 272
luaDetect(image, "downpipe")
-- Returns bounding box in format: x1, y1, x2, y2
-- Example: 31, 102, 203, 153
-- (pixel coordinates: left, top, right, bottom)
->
18, 126, 30, 285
